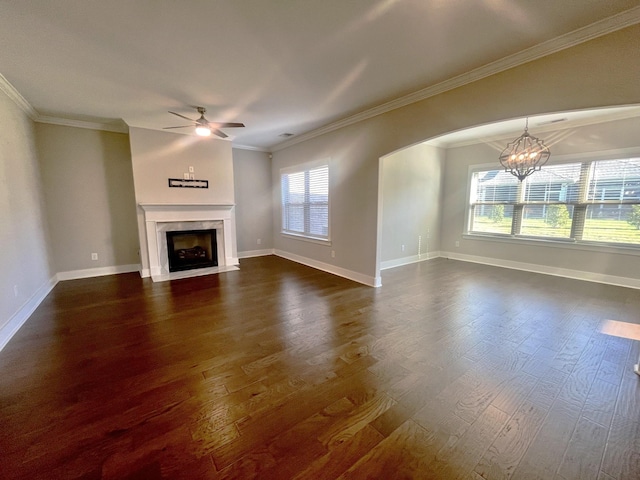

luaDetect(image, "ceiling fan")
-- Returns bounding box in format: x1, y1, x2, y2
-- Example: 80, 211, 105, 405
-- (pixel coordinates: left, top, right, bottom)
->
164, 106, 245, 138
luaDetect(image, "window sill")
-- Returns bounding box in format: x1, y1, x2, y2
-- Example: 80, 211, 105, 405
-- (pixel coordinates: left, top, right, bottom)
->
281, 232, 332, 246
463, 232, 640, 256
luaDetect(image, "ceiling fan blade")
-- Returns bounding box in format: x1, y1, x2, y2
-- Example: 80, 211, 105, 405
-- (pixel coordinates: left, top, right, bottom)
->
212, 122, 245, 128
163, 125, 193, 129
168, 111, 195, 122
212, 129, 228, 139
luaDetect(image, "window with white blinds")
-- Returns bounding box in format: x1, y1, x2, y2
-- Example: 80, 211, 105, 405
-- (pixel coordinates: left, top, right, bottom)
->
468, 158, 640, 246
281, 164, 329, 240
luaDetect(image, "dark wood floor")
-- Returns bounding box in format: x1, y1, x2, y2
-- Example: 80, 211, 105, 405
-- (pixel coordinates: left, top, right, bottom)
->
1, 256, 640, 479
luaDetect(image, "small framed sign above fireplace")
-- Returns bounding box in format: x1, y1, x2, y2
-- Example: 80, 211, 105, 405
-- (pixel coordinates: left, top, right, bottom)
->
168, 178, 209, 188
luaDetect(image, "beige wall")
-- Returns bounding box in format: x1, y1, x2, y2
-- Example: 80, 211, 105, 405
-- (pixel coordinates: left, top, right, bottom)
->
36, 124, 138, 272
232, 148, 273, 254
441, 115, 640, 282
381, 143, 444, 265
271, 25, 640, 285
128, 127, 235, 273
0, 89, 53, 336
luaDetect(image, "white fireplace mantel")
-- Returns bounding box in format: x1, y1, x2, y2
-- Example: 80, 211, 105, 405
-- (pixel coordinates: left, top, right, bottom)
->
139, 203, 239, 281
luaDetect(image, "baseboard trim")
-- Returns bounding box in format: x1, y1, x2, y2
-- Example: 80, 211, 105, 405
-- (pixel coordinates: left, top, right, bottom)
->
441, 251, 640, 290
381, 251, 442, 270
57, 264, 141, 281
238, 248, 275, 259
0, 275, 58, 352
274, 250, 378, 287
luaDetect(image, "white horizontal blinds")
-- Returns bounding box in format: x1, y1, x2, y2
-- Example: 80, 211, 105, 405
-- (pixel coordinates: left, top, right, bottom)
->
473, 170, 519, 204
471, 170, 518, 234
522, 163, 582, 204
281, 171, 306, 234
281, 165, 329, 240
587, 159, 640, 203
583, 158, 640, 244
520, 163, 582, 238
308, 166, 329, 237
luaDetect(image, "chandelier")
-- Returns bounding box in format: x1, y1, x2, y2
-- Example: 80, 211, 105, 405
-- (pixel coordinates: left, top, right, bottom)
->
498, 118, 551, 181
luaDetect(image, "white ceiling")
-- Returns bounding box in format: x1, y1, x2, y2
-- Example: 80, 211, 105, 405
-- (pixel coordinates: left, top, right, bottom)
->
1, 1, 639, 150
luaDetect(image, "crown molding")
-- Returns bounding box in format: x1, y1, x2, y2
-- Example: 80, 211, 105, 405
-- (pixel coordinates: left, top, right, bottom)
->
1, 73, 128, 133
35, 115, 129, 133
232, 143, 271, 153
271, 6, 640, 152
0, 73, 38, 120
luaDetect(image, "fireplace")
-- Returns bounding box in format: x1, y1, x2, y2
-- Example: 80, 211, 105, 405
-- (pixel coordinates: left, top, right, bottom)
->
139, 204, 239, 282
166, 229, 218, 272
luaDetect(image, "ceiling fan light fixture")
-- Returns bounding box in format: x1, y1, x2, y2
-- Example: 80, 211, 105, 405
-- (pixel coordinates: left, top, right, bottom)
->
195, 125, 212, 136
165, 107, 244, 139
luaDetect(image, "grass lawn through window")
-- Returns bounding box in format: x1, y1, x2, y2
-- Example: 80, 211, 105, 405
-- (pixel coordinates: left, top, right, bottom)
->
472, 217, 640, 245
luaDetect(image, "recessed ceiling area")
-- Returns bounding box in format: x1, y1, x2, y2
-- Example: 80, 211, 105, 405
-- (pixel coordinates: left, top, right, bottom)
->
1, 2, 639, 150
426, 106, 640, 149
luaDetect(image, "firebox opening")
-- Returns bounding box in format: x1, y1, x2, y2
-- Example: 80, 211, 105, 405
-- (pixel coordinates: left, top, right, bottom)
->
166, 229, 218, 272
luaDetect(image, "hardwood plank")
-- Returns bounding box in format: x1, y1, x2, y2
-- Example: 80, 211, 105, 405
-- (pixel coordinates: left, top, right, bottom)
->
582, 378, 619, 428
601, 414, 640, 479
292, 425, 384, 480
557, 417, 608, 480
337, 420, 440, 479
473, 399, 548, 480
431, 405, 510, 479
510, 399, 582, 479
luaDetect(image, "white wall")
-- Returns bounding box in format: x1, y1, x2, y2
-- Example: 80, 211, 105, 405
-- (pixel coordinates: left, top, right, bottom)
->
381, 143, 444, 268
271, 25, 640, 286
232, 148, 273, 256
128, 127, 236, 274
441, 115, 640, 286
0, 88, 55, 348
36, 123, 139, 274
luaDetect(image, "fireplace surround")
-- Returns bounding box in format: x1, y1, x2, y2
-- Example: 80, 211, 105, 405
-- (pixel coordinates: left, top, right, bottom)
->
139, 203, 239, 281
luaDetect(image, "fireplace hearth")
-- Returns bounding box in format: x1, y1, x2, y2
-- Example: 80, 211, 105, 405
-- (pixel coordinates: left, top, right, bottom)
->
166, 229, 218, 272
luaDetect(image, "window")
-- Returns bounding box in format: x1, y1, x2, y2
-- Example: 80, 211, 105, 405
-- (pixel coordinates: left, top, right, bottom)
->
281, 163, 329, 241
468, 157, 640, 246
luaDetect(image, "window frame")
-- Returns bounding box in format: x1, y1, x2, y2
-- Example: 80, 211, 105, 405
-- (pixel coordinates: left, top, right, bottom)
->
280, 159, 331, 244
464, 151, 640, 251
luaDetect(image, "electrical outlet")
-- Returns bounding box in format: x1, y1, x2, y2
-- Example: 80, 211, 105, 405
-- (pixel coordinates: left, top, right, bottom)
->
401, 244, 405, 252
331, 250, 335, 258
257, 238, 261, 245
91, 253, 98, 261
455, 241, 460, 247
13, 285, 18, 298
189, 173, 195, 180
188, 166, 194, 173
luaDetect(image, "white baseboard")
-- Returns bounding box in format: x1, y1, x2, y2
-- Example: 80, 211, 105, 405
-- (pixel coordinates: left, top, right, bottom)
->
238, 248, 275, 259
56, 264, 141, 281
441, 251, 640, 290
274, 250, 378, 287
380, 251, 442, 271
0, 275, 58, 352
